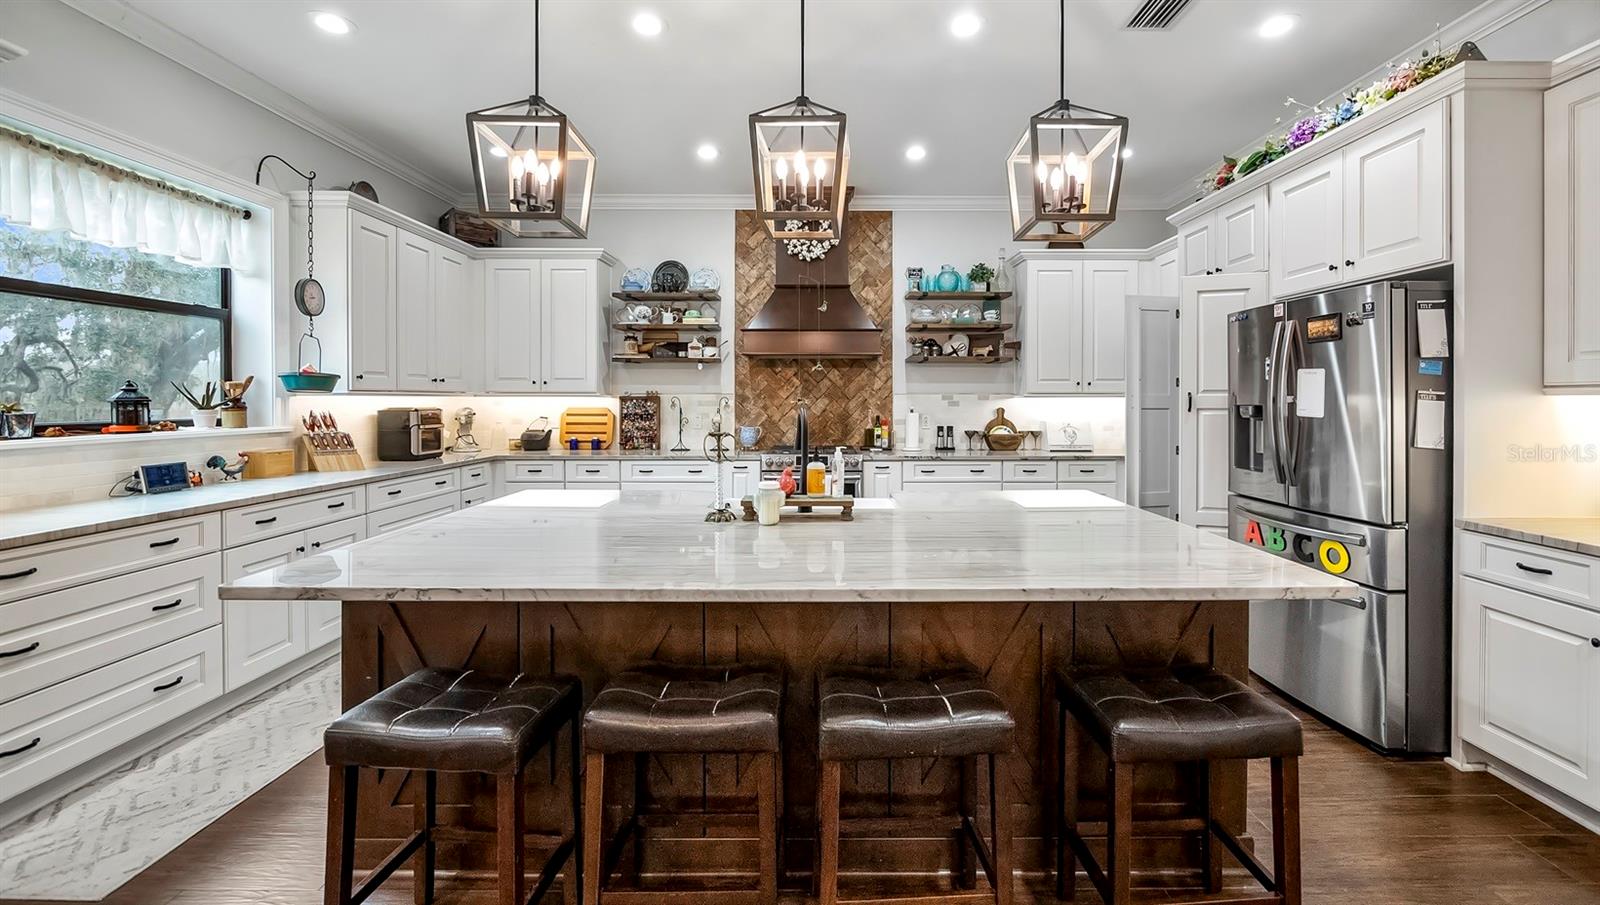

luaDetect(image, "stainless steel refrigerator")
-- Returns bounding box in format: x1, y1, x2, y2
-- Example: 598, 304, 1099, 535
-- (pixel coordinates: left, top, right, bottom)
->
1227, 274, 1452, 754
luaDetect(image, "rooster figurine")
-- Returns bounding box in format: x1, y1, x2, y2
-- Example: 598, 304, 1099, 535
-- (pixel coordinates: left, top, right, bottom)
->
205, 453, 249, 482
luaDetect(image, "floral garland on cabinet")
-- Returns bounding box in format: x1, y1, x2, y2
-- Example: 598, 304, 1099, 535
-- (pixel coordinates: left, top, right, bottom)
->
1198, 43, 1480, 195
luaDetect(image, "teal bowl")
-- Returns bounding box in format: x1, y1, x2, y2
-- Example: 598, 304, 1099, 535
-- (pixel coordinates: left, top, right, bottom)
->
278, 371, 341, 393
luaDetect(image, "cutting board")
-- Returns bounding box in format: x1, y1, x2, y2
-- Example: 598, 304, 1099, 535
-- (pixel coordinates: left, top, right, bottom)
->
559, 407, 616, 448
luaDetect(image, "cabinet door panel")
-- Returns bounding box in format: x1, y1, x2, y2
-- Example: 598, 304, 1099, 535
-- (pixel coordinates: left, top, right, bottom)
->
1082, 262, 1135, 393
432, 248, 472, 390
1178, 218, 1214, 276
347, 212, 396, 390
1215, 187, 1268, 273
541, 260, 600, 393
1269, 157, 1344, 298
1179, 273, 1267, 529
303, 517, 366, 649
484, 262, 540, 392
222, 533, 308, 692
1545, 69, 1600, 386
394, 230, 435, 392
1343, 103, 1446, 281
1023, 264, 1081, 392
1460, 577, 1600, 808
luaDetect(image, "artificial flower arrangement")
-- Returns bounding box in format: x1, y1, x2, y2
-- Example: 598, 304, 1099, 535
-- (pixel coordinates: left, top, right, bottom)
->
1199, 44, 1476, 196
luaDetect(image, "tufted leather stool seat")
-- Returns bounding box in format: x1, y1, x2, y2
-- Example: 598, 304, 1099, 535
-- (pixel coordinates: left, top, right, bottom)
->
583, 662, 782, 754
1053, 666, 1303, 905
817, 666, 1015, 760
325, 668, 581, 773
1055, 667, 1303, 764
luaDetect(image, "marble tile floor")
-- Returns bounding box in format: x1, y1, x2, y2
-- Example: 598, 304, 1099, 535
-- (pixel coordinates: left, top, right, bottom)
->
0, 657, 341, 901
2, 683, 1595, 905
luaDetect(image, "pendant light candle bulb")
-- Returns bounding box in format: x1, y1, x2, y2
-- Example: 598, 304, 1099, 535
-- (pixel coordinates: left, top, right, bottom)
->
813, 158, 826, 182
548, 157, 560, 180
534, 161, 550, 186
1049, 167, 1064, 190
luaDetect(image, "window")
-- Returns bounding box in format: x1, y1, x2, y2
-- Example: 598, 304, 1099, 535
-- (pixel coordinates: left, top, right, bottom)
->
0, 220, 230, 426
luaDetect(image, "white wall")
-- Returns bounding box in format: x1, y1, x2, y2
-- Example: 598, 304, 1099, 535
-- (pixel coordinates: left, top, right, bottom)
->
0, 0, 450, 221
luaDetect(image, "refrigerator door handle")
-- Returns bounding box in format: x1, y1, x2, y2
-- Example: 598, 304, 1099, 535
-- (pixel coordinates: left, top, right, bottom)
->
1268, 319, 1287, 485
1284, 321, 1305, 482
1235, 506, 1370, 546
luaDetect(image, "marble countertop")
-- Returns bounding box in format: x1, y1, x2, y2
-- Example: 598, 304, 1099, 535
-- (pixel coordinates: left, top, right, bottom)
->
223, 488, 1356, 604
865, 450, 1122, 461
1456, 517, 1600, 558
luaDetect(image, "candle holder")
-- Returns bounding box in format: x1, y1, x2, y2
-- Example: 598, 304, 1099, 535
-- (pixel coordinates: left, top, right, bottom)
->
703, 427, 739, 523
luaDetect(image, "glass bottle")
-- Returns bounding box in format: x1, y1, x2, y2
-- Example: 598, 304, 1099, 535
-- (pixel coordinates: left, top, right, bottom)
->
993, 248, 1012, 292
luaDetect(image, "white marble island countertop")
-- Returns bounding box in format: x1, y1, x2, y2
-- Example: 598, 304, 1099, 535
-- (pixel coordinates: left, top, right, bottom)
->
223, 488, 1356, 604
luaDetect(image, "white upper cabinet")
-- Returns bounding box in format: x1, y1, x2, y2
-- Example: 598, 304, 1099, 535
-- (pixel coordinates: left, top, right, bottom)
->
1177, 218, 1213, 277
1020, 259, 1083, 393
1081, 261, 1136, 393
1213, 188, 1269, 273
1342, 101, 1446, 282
483, 257, 608, 394
540, 259, 602, 393
432, 248, 473, 390
394, 229, 435, 392
484, 260, 541, 392
1139, 245, 1180, 297
347, 211, 396, 390
1270, 155, 1345, 298
1545, 68, 1600, 388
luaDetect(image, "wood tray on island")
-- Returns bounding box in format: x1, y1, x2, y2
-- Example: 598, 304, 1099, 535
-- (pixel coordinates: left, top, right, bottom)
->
741, 494, 855, 521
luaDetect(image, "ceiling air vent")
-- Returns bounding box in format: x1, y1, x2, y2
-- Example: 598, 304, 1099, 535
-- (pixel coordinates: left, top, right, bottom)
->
1125, 0, 1193, 29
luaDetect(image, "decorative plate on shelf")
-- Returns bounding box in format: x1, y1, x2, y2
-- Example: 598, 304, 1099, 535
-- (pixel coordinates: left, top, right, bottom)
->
688, 267, 721, 291
651, 260, 689, 293
621, 267, 651, 291
943, 334, 970, 357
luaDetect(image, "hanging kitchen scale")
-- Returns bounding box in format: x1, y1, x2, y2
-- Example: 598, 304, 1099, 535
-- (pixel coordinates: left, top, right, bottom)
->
260, 155, 342, 393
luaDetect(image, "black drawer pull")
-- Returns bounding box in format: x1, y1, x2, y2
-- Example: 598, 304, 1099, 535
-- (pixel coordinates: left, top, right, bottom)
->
0, 738, 41, 759
1077, 468, 1094, 474
919, 469, 935, 474
585, 468, 600, 474
327, 502, 346, 510
151, 599, 182, 612
387, 489, 403, 496
469, 471, 483, 478
435, 479, 449, 486
0, 641, 40, 658
0, 567, 38, 581
1021, 469, 1038, 474
688, 469, 704, 475
1514, 561, 1554, 576
969, 469, 985, 474
149, 537, 181, 549
311, 541, 322, 549
254, 517, 277, 526
1591, 638, 1599, 648
296, 546, 306, 554
638, 469, 654, 474
153, 675, 184, 692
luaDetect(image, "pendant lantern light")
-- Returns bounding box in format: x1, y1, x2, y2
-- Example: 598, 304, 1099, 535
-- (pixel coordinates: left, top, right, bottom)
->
749, 0, 850, 242
1006, 0, 1127, 246
466, 0, 595, 239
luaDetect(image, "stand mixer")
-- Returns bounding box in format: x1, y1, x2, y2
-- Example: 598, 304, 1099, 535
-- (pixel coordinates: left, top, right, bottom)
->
450, 407, 481, 452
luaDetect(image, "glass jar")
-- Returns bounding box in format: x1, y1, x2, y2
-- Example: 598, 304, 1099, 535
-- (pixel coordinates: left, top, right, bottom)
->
934, 264, 961, 293
805, 460, 828, 495
754, 480, 784, 525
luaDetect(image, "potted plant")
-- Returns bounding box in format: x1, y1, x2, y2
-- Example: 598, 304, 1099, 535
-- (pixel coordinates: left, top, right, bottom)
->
967, 262, 996, 293
0, 401, 37, 440
172, 381, 222, 429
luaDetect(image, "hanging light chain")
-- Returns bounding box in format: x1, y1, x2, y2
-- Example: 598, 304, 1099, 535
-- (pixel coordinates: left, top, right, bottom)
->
533, 0, 541, 98
1059, 0, 1066, 101
800, 0, 807, 98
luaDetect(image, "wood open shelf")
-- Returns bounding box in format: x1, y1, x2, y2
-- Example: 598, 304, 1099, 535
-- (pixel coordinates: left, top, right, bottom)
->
904, 291, 1013, 301
612, 290, 722, 302
904, 354, 1017, 365
906, 322, 1013, 332
612, 322, 721, 331
611, 356, 723, 365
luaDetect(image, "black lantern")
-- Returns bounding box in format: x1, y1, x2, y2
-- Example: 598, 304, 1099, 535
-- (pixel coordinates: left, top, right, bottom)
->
108, 380, 152, 431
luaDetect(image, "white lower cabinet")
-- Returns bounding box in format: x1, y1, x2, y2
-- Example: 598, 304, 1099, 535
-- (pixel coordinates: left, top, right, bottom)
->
303, 518, 367, 650
367, 494, 461, 536
864, 461, 901, 498
222, 533, 309, 692
0, 626, 222, 805
1459, 574, 1600, 808
726, 461, 756, 503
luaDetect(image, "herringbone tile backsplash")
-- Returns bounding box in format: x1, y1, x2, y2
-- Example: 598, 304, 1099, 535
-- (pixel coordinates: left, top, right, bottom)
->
734, 210, 893, 449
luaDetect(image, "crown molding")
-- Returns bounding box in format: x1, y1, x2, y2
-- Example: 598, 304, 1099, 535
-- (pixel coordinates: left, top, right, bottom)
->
0, 38, 28, 63
500, 192, 1176, 213
59, 0, 462, 205
1552, 38, 1600, 84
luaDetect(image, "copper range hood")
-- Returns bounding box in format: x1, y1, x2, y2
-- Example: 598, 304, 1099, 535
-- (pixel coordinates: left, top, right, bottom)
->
741, 220, 882, 359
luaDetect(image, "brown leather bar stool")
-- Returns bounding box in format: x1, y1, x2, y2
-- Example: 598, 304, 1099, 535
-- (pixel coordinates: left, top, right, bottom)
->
816, 666, 1016, 905
322, 668, 582, 905
581, 662, 783, 905
1054, 667, 1303, 905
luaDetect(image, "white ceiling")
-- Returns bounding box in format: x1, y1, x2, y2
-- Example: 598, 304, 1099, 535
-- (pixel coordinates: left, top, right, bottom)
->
109, 0, 1480, 208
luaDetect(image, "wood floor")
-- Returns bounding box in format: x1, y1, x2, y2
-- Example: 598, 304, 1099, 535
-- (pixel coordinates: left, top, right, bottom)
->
4, 691, 1597, 905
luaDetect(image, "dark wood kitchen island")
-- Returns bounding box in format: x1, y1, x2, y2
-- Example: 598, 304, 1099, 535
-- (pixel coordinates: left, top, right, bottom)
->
222, 488, 1353, 890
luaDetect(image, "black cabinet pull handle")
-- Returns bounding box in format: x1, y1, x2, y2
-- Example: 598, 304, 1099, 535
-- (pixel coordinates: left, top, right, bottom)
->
153, 675, 184, 692
969, 469, 985, 474
638, 469, 654, 474
0, 641, 40, 658
149, 537, 181, 549
434, 479, 448, 486
688, 469, 703, 474
1022, 468, 1037, 474
387, 489, 403, 496
0, 567, 38, 581
1186, 392, 1194, 413
920, 469, 935, 474
254, 517, 277, 526
1327, 264, 1338, 271
0, 738, 41, 759
151, 599, 182, 612
327, 502, 346, 510
312, 541, 322, 549
1591, 638, 1599, 648
1345, 259, 1356, 267
1514, 562, 1554, 576
585, 468, 600, 474
296, 546, 306, 554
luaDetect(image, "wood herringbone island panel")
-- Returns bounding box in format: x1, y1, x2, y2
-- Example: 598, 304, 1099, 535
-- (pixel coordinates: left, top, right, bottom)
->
734, 209, 893, 448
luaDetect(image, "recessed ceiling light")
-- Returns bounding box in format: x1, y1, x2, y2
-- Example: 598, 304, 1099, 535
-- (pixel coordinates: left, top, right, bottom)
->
632, 11, 665, 37
905, 144, 927, 162
696, 143, 719, 161
949, 12, 982, 39
311, 11, 353, 35
1121, 147, 1133, 159
1257, 14, 1298, 39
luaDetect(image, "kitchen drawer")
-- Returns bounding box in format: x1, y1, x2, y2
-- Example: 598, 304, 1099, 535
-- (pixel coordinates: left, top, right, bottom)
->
0, 553, 222, 705
565, 460, 622, 483
369, 469, 460, 512
458, 462, 491, 490
899, 482, 999, 493
0, 626, 222, 807
0, 514, 220, 605
460, 489, 491, 508
626, 461, 715, 482
367, 493, 460, 537
505, 461, 562, 483
223, 488, 363, 547
1056, 460, 1117, 483
902, 462, 1002, 483
1002, 461, 1056, 483
1460, 531, 1597, 610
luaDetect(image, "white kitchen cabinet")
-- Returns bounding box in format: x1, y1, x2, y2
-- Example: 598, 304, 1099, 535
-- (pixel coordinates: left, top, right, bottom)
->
1269, 155, 1345, 298
1139, 245, 1180, 297
395, 228, 435, 392
725, 461, 756, 503
222, 532, 308, 692
303, 517, 366, 650
367, 494, 461, 537
484, 257, 608, 394
1081, 261, 1136, 393
1545, 68, 1600, 388
1175, 188, 1268, 277
1177, 218, 1213, 277
484, 260, 542, 391
347, 210, 397, 390
1342, 101, 1446, 282
433, 247, 474, 390
1179, 272, 1268, 531
1459, 574, 1600, 809
864, 460, 901, 498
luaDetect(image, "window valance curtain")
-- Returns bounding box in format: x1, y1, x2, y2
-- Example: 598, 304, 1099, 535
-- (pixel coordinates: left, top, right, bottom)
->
0, 125, 254, 272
